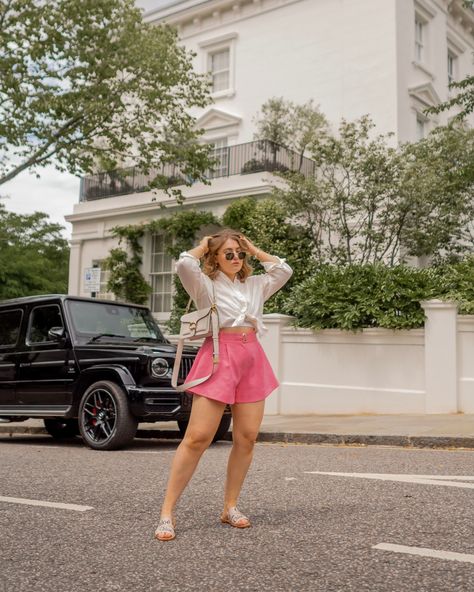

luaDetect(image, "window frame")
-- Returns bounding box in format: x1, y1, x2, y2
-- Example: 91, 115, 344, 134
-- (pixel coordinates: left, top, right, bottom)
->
208, 47, 230, 94
199, 33, 237, 100
26, 304, 64, 347
149, 232, 175, 317
415, 17, 424, 63
413, 2, 434, 68
447, 50, 456, 85
0, 308, 24, 348
416, 113, 427, 141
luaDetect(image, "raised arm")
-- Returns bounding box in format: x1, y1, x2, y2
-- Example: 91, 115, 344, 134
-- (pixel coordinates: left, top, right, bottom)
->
175, 236, 212, 303
239, 235, 293, 301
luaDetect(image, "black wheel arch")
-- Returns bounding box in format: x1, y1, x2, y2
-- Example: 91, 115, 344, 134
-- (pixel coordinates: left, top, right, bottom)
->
70, 365, 136, 416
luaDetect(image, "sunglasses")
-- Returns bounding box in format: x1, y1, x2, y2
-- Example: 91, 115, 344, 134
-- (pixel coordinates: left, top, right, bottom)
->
223, 251, 246, 261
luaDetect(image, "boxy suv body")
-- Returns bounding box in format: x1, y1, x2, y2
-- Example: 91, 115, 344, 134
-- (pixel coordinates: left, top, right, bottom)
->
0, 295, 231, 450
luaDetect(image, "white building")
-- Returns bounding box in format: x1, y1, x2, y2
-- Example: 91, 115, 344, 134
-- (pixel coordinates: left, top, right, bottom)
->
66, 0, 474, 323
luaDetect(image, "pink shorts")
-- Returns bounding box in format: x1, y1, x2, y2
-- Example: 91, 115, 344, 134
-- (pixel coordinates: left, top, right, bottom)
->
185, 331, 279, 405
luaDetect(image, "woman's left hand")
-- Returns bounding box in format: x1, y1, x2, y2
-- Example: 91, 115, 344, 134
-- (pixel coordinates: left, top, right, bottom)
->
238, 234, 259, 257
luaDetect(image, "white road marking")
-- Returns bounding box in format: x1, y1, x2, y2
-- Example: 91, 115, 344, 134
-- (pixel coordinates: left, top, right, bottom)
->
373, 543, 474, 564
0, 443, 61, 449
0, 496, 93, 512
285, 477, 297, 481
122, 450, 174, 454
305, 472, 474, 489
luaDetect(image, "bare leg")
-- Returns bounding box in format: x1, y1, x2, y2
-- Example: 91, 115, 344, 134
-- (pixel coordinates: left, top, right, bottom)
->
222, 400, 265, 522
160, 395, 226, 518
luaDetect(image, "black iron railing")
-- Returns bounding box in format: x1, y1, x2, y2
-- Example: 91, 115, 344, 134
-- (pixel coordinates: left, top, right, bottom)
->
79, 140, 316, 202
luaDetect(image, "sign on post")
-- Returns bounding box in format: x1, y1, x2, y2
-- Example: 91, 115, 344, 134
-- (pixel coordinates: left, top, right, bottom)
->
84, 267, 101, 294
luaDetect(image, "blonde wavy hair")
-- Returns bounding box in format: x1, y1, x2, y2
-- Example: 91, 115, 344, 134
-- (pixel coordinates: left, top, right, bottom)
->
202, 229, 253, 281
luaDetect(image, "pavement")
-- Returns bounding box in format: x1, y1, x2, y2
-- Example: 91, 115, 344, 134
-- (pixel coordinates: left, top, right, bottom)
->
0, 414, 473, 449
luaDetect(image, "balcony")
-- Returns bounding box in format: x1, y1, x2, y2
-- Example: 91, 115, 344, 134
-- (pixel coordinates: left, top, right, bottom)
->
79, 140, 316, 202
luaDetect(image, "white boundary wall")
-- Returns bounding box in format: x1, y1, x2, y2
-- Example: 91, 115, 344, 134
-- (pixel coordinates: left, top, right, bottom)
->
167, 300, 474, 415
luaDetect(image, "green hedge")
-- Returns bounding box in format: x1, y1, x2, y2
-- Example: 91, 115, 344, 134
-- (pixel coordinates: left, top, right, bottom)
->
284, 259, 474, 331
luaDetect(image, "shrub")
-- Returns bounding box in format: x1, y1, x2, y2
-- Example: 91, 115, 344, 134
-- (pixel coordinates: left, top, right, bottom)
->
284, 264, 440, 331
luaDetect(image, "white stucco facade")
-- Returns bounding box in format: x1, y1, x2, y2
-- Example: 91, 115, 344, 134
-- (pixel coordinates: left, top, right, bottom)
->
66, 0, 474, 319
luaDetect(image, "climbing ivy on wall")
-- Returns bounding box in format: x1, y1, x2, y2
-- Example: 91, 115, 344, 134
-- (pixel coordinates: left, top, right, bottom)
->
103, 224, 151, 305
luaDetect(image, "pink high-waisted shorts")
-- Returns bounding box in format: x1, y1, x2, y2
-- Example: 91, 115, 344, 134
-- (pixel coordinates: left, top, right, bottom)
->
185, 331, 278, 404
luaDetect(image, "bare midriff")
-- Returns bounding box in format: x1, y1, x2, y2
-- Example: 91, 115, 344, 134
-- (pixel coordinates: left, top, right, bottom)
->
220, 326, 256, 334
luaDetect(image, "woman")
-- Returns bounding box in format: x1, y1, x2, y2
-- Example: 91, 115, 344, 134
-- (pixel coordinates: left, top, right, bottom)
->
154, 229, 293, 541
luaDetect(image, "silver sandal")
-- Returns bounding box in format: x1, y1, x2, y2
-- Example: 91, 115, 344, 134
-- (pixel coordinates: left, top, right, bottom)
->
221, 507, 251, 529
154, 517, 176, 541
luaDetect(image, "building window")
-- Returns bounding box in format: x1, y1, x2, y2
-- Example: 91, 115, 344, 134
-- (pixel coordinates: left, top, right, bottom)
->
92, 260, 114, 300
209, 137, 229, 178
416, 115, 426, 140
208, 48, 230, 93
415, 18, 424, 62
199, 33, 237, 98
150, 233, 173, 314
447, 51, 456, 85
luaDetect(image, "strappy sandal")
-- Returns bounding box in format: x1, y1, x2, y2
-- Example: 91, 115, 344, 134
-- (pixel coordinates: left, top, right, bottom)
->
154, 517, 176, 541
221, 507, 251, 529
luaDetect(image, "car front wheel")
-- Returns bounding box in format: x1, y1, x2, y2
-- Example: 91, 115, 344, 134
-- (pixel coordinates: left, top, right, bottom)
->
78, 380, 138, 451
43, 418, 79, 439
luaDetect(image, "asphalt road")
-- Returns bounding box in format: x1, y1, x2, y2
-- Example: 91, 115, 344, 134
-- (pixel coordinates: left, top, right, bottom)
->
1, 434, 473, 592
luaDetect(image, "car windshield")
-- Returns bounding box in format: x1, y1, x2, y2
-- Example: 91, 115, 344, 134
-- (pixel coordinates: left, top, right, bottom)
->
66, 300, 166, 344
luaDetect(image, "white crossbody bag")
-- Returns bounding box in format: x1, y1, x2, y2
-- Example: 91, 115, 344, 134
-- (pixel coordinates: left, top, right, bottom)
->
171, 282, 220, 392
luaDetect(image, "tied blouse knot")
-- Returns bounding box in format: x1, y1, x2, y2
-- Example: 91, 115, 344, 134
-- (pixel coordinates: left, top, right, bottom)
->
175, 252, 293, 336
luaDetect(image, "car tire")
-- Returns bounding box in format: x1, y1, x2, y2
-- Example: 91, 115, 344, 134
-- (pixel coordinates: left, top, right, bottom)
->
177, 413, 232, 443
78, 380, 138, 451
43, 418, 79, 439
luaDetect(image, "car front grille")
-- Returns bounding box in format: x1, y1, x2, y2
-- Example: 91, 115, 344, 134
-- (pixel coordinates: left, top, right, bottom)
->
179, 356, 194, 380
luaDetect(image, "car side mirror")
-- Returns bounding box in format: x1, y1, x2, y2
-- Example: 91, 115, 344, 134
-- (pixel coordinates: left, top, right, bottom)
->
48, 326, 66, 341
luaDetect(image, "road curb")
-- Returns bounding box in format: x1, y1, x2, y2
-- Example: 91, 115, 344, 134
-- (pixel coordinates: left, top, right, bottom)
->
0, 424, 473, 448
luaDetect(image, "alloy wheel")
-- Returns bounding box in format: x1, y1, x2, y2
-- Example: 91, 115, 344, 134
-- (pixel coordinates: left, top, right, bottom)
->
81, 388, 117, 443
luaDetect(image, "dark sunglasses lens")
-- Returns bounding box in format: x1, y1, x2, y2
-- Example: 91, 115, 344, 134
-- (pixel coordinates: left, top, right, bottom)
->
224, 252, 246, 260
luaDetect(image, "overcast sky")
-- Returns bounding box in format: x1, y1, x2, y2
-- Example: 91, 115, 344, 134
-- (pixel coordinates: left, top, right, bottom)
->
1, 0, 182, 240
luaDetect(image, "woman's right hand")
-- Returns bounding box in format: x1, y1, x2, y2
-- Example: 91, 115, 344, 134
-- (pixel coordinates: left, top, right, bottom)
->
198, 236, 212, 255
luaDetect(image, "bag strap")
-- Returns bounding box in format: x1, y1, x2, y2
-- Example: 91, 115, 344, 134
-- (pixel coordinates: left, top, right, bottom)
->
172, 281, 219, 392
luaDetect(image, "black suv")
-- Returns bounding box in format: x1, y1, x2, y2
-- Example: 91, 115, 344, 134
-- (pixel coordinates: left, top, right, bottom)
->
0, 295, 231, 450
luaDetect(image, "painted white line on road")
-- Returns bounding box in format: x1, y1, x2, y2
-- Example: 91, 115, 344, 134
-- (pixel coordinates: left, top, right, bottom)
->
305, 472, 474, 489
0, 443, 61, 449
373, 543, 474, 564
0, 496, 93, 512
285, 477, 297, 481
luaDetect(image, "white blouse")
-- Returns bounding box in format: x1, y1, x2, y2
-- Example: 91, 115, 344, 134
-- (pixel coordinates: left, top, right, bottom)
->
175, 252, 293, 336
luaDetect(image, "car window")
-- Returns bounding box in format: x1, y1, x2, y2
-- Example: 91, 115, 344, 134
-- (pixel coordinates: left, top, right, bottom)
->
27, 305, 64, 344
66, 300, 165, 342
0, 309, 23, 347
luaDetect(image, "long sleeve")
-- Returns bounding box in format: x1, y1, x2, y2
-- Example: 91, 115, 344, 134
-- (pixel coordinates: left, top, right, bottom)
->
259, 257, 293, 301
175, 252, 211, 305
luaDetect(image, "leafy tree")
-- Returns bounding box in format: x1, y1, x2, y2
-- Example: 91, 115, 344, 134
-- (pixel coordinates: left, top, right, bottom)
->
274, 116, 406, 265
273, 117, 474, 265
0, 0, 212, 198
398, 125, 474, 260
0, 202, 69, 299
253, 97, 327, 170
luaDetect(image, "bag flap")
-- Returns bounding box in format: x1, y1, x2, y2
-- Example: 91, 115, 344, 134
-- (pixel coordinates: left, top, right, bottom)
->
181, 307, 212, 324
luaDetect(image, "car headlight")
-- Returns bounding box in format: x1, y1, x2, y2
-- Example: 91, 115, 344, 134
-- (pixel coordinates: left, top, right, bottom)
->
151, 357, 170, 378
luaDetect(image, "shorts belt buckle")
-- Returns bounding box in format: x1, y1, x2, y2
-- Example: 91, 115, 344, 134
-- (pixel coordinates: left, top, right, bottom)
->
242, 333, 248, 343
